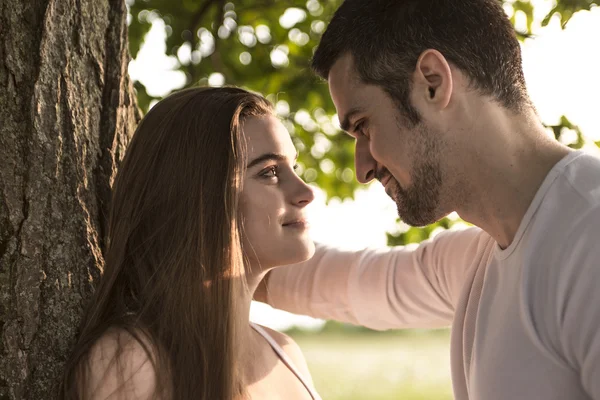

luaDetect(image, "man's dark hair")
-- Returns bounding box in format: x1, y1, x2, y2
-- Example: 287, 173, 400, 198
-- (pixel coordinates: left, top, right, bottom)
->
312, 0, 531, 125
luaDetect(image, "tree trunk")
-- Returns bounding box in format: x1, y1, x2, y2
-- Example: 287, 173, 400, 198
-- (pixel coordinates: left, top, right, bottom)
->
0, 0, 139, 397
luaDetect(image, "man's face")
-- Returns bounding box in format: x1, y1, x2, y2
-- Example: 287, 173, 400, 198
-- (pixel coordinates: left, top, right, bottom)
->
328, 53, 448, 226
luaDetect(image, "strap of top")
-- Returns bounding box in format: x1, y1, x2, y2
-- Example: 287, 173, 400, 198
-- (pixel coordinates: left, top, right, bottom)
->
250, 322, 322, 400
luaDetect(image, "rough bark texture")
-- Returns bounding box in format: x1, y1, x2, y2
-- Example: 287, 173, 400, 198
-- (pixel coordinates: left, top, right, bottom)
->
0, 0, 140, 397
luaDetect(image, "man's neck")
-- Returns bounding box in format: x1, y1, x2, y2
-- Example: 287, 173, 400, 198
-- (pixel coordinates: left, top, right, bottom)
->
452, 109, 572, 248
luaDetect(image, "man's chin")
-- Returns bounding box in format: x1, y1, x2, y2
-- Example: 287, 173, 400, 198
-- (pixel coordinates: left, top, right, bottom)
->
398, 215, 432, 228
396, 204, 441, 227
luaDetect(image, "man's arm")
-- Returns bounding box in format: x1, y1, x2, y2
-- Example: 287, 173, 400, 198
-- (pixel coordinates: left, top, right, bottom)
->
556, 208, 600, 399
265, 226, 491, 330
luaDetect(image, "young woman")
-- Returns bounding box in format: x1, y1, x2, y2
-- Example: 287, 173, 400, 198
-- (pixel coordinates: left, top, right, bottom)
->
59, 87, 321, 400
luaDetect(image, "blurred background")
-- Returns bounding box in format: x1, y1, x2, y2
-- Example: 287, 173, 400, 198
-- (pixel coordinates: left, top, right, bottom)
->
125, 0, 600, 398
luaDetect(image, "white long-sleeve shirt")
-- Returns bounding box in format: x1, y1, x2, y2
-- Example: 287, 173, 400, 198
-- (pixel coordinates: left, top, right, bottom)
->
267, 151, 600, 400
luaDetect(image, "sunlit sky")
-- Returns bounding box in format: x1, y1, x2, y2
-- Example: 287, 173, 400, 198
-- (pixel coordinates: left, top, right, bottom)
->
128, 2, 600, 330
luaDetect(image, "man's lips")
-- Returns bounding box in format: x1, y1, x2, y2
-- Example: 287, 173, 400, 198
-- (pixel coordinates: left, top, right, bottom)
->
380, 175, 392, 188
380, 175, 398, 197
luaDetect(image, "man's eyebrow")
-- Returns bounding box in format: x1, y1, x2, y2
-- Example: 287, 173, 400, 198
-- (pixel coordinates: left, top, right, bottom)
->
340, 107, 365, 133
246, 152, 299, 169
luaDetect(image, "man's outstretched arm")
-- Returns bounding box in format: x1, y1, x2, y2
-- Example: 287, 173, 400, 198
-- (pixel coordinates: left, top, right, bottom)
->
262, 226, 492, 330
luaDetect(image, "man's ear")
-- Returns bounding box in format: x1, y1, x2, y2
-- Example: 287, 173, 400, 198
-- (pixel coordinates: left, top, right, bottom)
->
412, 49, 453, 110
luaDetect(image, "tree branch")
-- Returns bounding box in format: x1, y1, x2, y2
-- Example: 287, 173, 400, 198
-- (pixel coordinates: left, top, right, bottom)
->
210, 0, 227, 76
187, 0, 219, 83
234, 0, 277, 14
190, 0, 218, 33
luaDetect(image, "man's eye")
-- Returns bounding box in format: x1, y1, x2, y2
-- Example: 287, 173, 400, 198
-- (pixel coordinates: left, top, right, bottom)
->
355, 121, 367, 136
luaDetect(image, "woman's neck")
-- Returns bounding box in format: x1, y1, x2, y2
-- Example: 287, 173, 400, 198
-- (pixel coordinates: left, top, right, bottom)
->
236, 267, 277, 385
241, 267, 270, 324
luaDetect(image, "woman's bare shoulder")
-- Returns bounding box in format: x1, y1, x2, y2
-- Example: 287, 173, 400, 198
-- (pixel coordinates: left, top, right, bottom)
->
83, 328, 158, 400
256, 325, 314, 385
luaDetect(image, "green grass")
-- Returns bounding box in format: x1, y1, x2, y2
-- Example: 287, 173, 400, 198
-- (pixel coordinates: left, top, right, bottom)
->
289, 331, 453, 400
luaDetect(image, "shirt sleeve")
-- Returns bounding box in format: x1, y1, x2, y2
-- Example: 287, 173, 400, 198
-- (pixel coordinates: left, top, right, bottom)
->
556, 207, 600, 399
267, 226, 489, 330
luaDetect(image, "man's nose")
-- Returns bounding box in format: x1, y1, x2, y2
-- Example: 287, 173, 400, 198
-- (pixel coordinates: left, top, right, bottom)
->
354, 138, 376, 184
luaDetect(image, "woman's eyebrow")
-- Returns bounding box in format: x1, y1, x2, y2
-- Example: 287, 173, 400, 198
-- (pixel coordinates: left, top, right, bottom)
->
246, 153, 286, 169
246, 152, 299, 169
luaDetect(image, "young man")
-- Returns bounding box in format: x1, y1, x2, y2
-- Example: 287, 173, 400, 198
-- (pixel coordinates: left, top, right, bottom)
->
258, 0, 600, 399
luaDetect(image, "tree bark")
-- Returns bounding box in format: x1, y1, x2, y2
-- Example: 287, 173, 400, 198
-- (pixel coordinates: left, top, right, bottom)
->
0, 0, 139, 397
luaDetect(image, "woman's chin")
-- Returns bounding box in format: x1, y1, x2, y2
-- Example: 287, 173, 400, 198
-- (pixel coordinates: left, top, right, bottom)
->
300, 239, 316, 260
245, 239, 315, 270
278, 240, 316, 267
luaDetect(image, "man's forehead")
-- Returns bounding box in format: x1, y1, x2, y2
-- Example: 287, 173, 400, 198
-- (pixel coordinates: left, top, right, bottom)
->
328, 52, 361, 88
328, 54, 366, 117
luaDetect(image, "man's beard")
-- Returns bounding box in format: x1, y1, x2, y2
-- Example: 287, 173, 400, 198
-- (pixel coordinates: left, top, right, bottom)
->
389, 123, 443, 227
390, 159, 442, 226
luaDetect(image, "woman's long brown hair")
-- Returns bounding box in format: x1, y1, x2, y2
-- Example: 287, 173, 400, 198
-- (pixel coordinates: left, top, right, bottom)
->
59, 87, 273, 399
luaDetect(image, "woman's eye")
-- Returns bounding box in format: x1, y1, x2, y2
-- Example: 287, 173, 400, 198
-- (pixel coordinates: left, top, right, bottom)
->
261, 166, 278, 178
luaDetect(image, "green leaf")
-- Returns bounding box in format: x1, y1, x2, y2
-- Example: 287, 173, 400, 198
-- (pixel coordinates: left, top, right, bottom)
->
127, 0, 595, 246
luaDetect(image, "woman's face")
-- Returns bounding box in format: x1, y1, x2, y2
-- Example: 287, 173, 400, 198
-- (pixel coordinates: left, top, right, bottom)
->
239, 115, 315, 270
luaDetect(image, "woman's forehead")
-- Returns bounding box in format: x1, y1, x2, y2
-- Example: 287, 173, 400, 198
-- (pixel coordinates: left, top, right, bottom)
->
242, 115, 296, 158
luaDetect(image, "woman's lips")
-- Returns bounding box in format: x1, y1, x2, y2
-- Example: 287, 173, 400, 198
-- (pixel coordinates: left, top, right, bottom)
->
282, 219, 309, 229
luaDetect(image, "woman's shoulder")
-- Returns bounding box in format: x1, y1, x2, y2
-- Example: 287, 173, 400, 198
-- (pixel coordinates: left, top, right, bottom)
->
255, 324, 314, 384
84, 328, 158, 399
